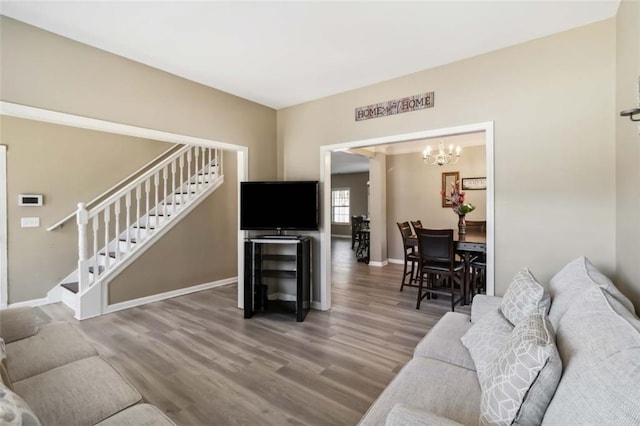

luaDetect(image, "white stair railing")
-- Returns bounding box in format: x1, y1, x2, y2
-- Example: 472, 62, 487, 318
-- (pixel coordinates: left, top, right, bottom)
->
75, 145, 222, 295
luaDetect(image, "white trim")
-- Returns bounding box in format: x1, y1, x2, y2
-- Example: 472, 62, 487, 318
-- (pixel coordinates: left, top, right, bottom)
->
8, 297, 50, 309
387, 258, 404, 265
0, 102, 251, 316
368, 260, 388, 267
330, 234, 351, 239
0, 102, 241, 151
0, 146, 6, 308
311, 301, 323, 310
320, 121, 496, 310
104, 277, 237, 315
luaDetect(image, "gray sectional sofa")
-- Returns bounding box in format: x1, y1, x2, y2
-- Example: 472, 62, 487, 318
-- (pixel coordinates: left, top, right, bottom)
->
0, 307, 175, 426
359, 257, 640, 425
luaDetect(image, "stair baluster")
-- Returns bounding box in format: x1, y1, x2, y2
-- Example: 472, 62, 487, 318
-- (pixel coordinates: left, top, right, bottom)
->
77, 203, 90, 294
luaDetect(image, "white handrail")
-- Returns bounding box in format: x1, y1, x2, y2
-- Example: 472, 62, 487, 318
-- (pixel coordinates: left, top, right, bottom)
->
87, 145, 192, 217
46, 144, 183, 231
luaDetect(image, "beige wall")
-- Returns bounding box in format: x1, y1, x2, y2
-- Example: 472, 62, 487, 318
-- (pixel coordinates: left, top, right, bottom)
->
109, 151, 237, 304
278, 20, 616, 297
615, 0, 640, 313
387, 145, 486, 261
1, 116, 171, 303
331, 171, 369, 236
1, 17, 276, 304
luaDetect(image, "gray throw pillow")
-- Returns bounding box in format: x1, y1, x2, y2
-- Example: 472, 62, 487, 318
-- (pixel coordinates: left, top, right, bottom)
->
0, 383, 41, 426
460, 309, 514, 383
500, 268, 550, 326
479, 313, 561, 426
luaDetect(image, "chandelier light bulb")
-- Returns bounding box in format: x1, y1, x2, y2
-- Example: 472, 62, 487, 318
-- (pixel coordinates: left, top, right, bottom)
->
422, 141, 461, 166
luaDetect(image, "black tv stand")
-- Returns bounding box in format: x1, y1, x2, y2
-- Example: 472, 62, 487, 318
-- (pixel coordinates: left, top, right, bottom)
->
244, 236, 311, 322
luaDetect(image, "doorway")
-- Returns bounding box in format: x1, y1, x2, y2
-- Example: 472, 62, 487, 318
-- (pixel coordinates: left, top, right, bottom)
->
319, 122, 495, 310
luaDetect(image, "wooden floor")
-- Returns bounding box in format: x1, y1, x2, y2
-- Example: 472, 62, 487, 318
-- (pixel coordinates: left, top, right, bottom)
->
38, 238, 469, 425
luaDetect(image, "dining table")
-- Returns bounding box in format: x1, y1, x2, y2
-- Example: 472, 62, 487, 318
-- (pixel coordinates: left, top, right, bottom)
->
406, 230, 486, 305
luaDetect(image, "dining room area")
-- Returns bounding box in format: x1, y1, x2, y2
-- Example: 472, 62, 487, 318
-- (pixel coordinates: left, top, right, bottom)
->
330, 129, 490, 313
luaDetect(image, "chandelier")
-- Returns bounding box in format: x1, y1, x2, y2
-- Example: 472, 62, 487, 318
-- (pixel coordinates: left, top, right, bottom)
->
422, 141, 461, 166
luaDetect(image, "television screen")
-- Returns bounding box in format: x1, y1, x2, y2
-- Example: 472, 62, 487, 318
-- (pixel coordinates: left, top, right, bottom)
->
240, 181, 319, 231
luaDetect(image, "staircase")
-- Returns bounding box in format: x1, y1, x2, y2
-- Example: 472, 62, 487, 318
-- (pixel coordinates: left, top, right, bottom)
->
48, 145, 224, 319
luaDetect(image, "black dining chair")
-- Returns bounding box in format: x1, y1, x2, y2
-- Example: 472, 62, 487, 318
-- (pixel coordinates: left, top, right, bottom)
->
351, 215, 364, 249
397, 222, 420, 291
410, 220, 423, 234
415, 228, 465, 311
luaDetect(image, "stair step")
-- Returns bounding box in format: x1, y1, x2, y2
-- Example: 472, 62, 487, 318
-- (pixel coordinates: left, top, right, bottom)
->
88, 265, 105, 275
99, 251, 122, 259
174, 191, 197, 195
119, 238, 138, 243
133, 225, 156, 230
61, 282, 79, 294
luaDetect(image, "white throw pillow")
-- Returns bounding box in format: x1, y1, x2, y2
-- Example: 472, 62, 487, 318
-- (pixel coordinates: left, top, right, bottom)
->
500, 268, 550, 326
479, 313, 560, 426
461, 309, 514, 383
0, 383, 41, 426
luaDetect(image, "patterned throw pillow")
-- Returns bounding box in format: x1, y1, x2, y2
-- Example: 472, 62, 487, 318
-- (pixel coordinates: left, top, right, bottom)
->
500, 268, 550, 326
479, 313, 561, 426
461, 309, 514, 383
0, 382, 41, 426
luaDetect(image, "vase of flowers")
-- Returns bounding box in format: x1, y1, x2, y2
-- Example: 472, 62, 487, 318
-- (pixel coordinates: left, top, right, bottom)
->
441, 180, 475, 234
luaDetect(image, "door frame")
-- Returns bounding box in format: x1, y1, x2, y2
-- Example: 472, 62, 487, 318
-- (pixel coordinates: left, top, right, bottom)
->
0, 145, 7, 308
319, 121, 495, 310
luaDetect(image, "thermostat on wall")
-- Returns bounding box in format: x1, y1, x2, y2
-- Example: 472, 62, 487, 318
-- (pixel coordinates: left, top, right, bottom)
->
18, 194, 43, 207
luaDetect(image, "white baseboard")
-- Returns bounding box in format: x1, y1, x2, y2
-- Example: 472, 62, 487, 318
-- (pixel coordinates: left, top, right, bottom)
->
8, 297, 50, 309
368, 260, 389, 267
387, 258, 404, 265
311, 301, 324, 310
104, 277, 237, 315
330, 234, 351, 239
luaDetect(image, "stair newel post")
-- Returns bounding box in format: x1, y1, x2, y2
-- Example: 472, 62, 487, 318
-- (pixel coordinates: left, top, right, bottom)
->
162, 165, 168, 225
125, 192, 132, 254
92, 216, 99, 283
114, 198, 121, 262
77, 203, 90, 294
172, 159, 178, 216
187, 148, 194, 198
103, 205, 111, 272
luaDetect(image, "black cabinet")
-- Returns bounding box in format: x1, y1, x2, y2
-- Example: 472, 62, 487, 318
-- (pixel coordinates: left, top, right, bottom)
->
244, 236, 311, 322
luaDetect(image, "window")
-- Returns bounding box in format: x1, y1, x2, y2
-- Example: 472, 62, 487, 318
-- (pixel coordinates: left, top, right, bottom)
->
331, 188, 350, 224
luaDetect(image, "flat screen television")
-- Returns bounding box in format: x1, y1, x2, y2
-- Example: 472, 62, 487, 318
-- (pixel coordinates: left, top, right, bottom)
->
240, 181, 319, 231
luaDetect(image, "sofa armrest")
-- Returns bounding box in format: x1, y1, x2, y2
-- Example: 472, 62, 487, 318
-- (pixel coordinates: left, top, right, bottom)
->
471, 294, 503, 323
0, 307, 38, 343
385, 404, 464, 426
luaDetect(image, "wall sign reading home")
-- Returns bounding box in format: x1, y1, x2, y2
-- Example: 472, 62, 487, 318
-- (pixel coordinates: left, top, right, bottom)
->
355, 92, 434, 121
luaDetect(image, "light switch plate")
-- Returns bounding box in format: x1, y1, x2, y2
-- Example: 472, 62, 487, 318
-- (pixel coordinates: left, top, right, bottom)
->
21, 217, 40, 228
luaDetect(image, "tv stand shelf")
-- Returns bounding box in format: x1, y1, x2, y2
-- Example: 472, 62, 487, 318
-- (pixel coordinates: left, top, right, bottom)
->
244, 236, 311, 322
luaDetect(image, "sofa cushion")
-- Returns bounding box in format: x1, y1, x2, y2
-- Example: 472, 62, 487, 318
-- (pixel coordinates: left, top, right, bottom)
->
414, 312, 475, 371
470, 295, 503, 324
0, 338, 11, 390
0, 308, 38, 344
480, 313, 560, 426
542, 287, 640, 425
13, 356, 141, 426
358, 357, 481, 426
0, 383, 41, 426
6, 322, 97, 382
461, 309, 514, 383
97, 404, 175, 426
547, 256, 635, 330
500, 268, 550, 326
385, 403, 464, 426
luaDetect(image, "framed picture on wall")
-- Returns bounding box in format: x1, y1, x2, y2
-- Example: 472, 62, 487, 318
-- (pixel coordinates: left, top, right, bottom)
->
441, 171, 459, 208
462, 177, 487, 190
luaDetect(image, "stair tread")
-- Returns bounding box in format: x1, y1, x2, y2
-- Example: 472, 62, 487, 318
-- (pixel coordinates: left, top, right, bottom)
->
119, 238, 138, 243
133, 225, 156, 229
61, 282, 79, 294
100, 251, 122, 258
88, 265, 105, 274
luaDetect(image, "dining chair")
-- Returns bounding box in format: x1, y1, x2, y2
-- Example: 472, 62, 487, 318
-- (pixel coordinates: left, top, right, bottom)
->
410, 220, 423, 233
351, 215, 364, 249
415, 228, 465, 311
396, 222, 420, 291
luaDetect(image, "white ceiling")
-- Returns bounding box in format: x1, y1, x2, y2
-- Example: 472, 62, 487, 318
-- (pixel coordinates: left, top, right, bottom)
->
0, 1, 620, 109
331, 131, 485, 174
